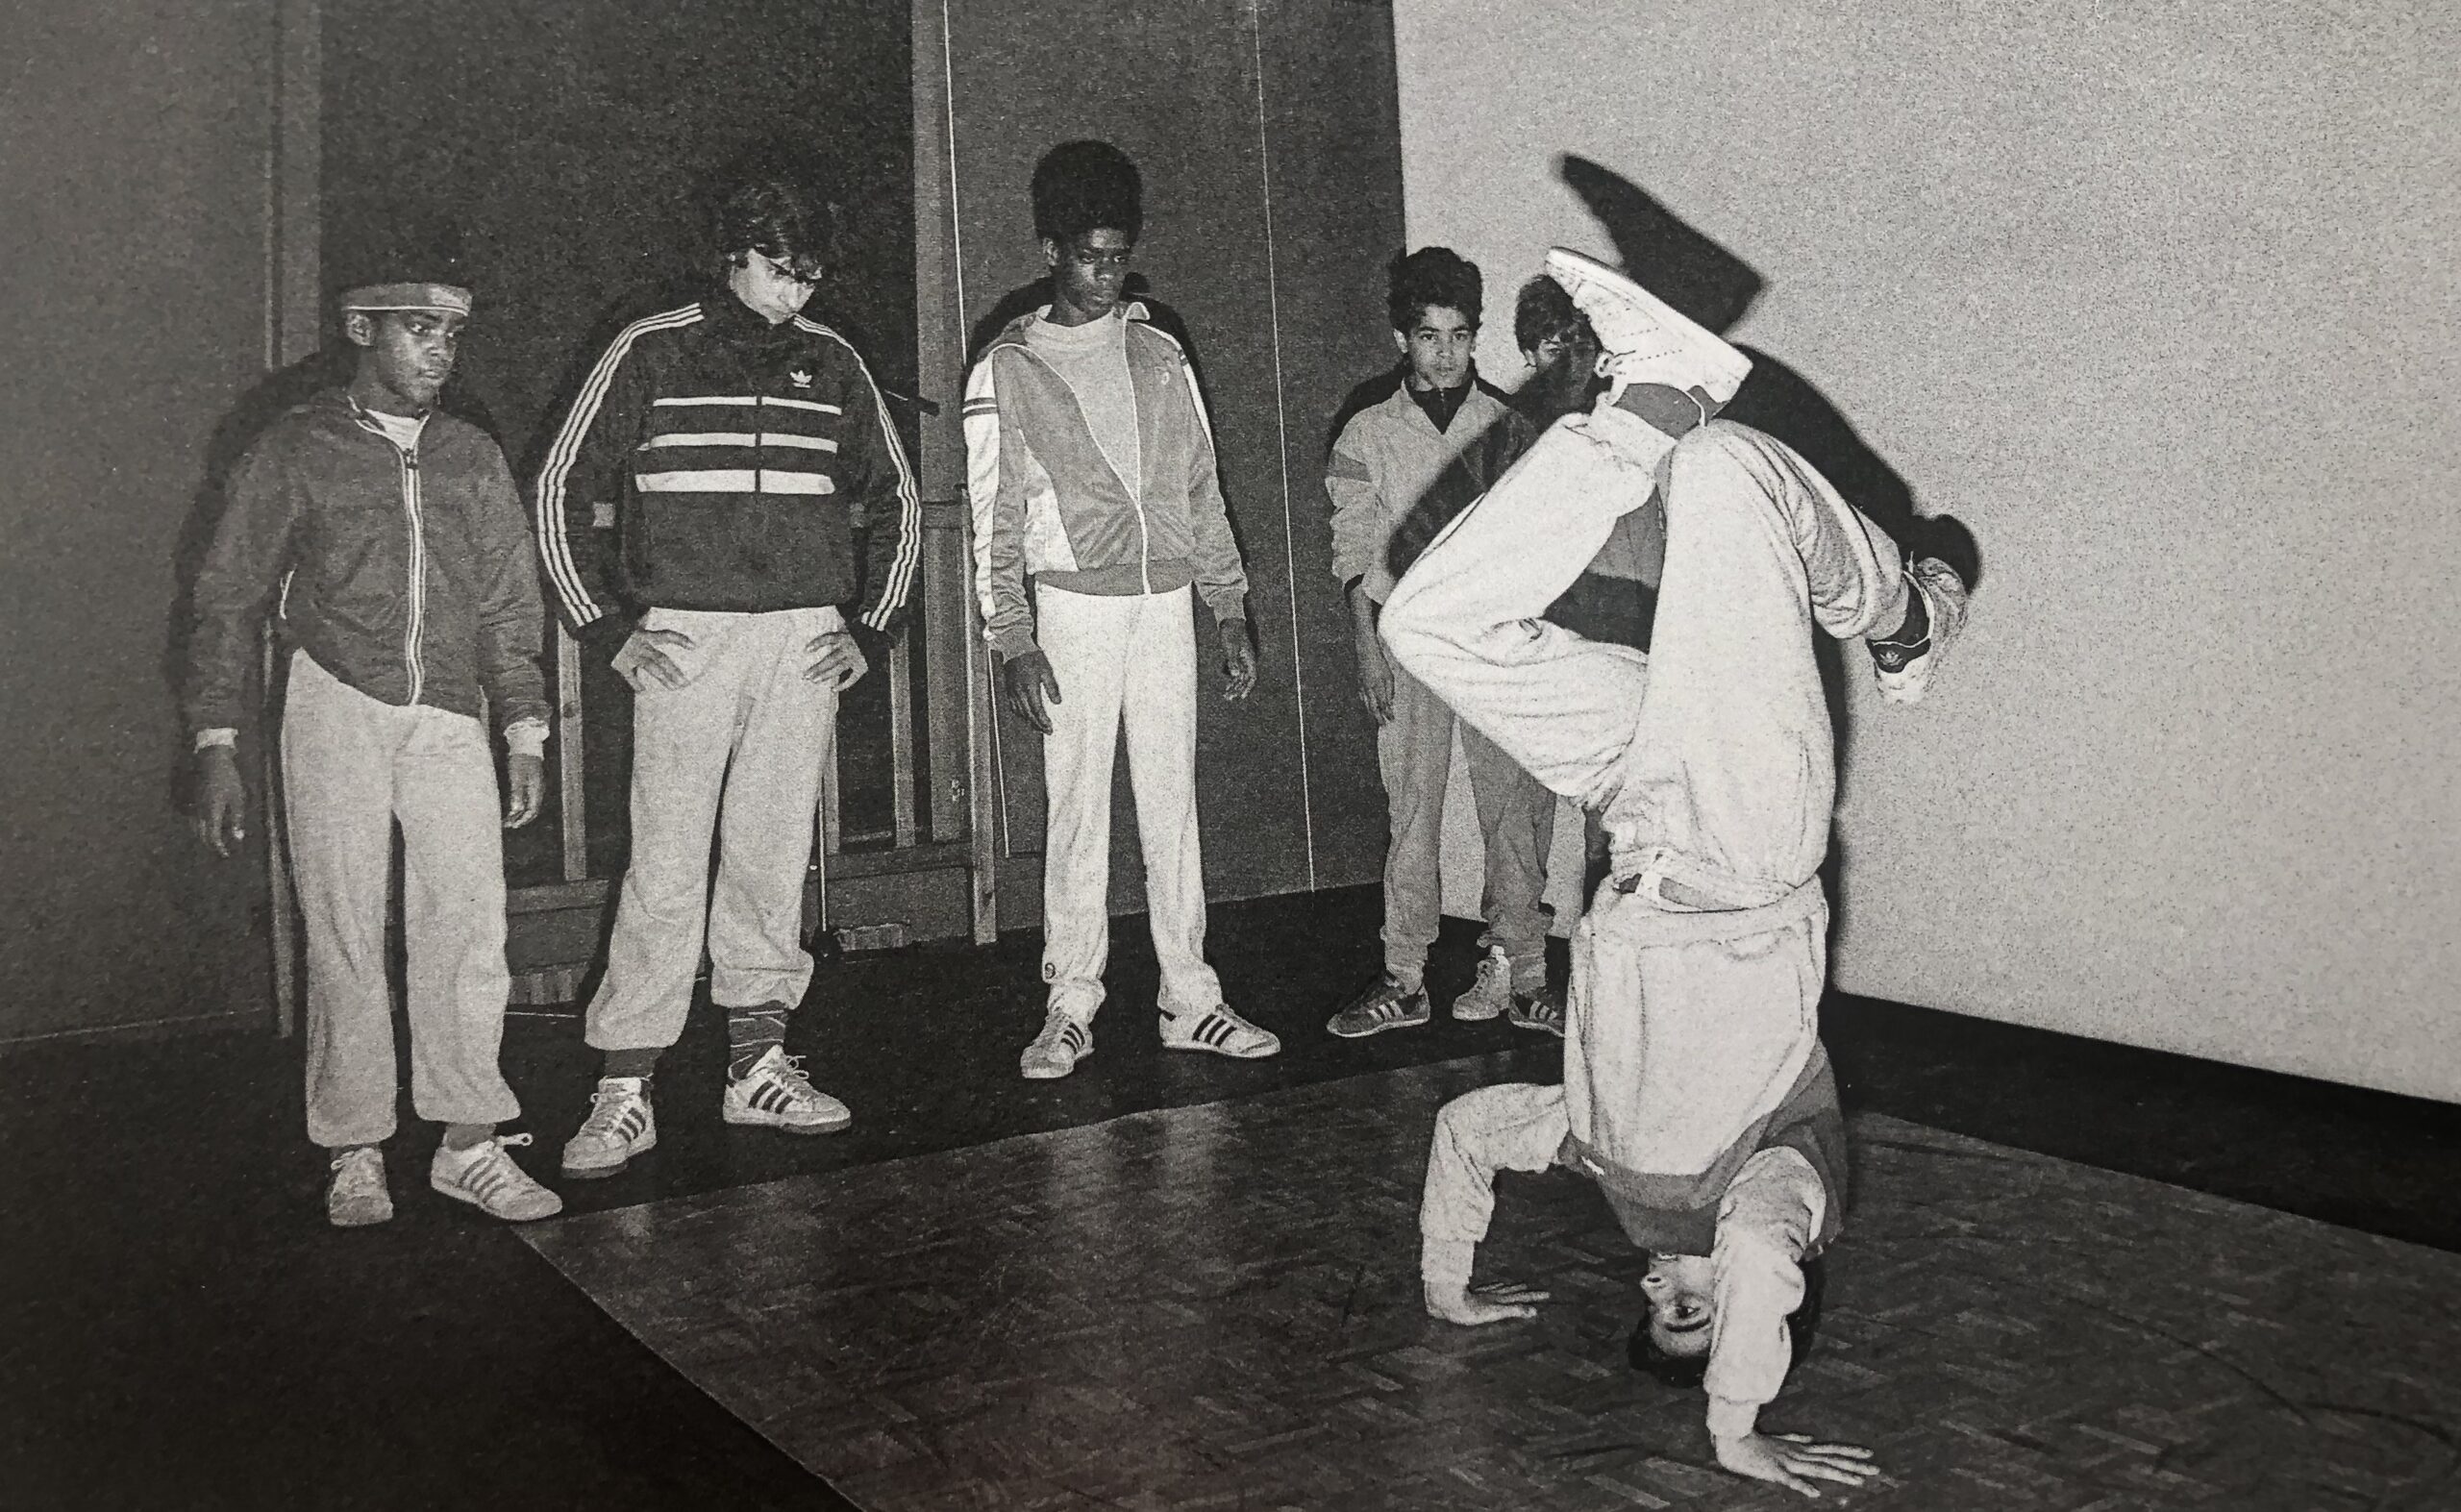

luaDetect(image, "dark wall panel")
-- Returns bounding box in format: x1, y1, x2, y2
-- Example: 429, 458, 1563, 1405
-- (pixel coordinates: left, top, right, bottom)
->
0, 1, 279, 1040
1261, 0, 1410, 893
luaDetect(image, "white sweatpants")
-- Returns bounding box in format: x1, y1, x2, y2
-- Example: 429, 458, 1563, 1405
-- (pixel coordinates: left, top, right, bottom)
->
585, 607, 840, 1052
1035, 582, 1223, 1022
1382, 410, 1905, 905
282, 651, 520, 1147
1386, 411, 1903, 1180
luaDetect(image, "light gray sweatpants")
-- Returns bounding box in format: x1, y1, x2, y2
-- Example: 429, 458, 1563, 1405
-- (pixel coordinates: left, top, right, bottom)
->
1384, 410, 1906, 1183
282, 651, 520, 1148
1378, 660, 1554, 991
585, 607, 840, 1052
1382, 410, 1905, 901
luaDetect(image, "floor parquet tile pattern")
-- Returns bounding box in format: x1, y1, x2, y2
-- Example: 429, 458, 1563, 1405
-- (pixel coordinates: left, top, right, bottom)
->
523, 1060, 2461, 1511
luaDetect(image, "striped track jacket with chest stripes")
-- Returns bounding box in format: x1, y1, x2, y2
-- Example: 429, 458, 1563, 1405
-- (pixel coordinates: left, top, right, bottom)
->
533, 291, 922, 656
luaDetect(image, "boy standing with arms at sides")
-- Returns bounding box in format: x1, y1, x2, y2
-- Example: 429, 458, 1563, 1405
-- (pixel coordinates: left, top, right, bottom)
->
1392, 249, 1967, 1497
1322, 248, 1560, 1043
964, 139, 1277, 1080
534, 148, 921, 1177
188, 247, 562, 1227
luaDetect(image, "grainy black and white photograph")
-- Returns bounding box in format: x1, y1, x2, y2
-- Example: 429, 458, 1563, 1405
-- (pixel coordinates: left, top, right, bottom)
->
4, 2, 2457, 1508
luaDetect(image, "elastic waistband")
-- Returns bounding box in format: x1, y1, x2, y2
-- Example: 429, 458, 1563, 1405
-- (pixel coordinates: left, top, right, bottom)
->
1035, 562, 1195, 598
1601, 874, 1826, 949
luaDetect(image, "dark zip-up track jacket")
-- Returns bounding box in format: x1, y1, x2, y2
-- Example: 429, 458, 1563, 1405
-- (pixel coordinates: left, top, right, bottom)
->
186, 389, 549, 737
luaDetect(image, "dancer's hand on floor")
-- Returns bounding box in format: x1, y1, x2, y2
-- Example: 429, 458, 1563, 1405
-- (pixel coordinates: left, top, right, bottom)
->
1423, 1279, 1551, 1326
1712, 1431, 1879, 1500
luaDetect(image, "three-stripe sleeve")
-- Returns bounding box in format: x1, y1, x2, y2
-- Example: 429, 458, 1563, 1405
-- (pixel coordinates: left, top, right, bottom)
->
961, 353, 1039, 660
531, 306, 700, 633
799, 317, 923, 639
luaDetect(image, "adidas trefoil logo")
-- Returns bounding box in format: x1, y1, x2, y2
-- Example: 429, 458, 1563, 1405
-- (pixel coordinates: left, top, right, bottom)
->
788, 369, 813, 388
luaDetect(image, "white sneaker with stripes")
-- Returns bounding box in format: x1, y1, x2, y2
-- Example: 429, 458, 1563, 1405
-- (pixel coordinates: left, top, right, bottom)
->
723, 1046, 853, 1134
1020, 1010, 1094, 1079
560, 1076, 656, 1178
430, 1134, 563, 1222
1159, 1004, 1281, 1060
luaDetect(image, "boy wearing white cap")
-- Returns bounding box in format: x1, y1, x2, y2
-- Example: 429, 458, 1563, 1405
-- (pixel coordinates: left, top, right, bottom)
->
1391, 249, 1966, 1497
188, 264, 562, 1227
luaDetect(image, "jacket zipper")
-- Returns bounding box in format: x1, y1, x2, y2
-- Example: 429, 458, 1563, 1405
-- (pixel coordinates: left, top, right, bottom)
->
349, 399, 427, 705
398, 441, 427, 705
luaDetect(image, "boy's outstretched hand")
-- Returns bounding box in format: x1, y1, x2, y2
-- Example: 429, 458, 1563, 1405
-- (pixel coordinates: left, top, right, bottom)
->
1424, 1278, 1552, 1326
1713, 1431, 1879, 1500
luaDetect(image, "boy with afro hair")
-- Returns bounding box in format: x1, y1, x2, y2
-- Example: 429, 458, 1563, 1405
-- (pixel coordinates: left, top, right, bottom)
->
964, 140, 1278, 1079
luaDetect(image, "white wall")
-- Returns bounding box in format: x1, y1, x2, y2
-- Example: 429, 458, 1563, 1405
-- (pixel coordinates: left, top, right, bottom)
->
1401, 0, 2461, 1100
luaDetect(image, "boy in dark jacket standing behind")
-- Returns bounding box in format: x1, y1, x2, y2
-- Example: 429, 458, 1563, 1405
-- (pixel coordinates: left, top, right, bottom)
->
188, 249, 561, 1227
534, 149, 921, 1177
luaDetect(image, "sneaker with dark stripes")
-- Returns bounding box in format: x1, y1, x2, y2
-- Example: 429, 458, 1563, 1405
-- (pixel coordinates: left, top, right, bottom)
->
1505, 983, 1567, 1039
722, 1046, 853, 1134
1159, 1004, 1280, 1059
1327, 972, 1433, 1037
1020, 1009, 1094, 1079
430, 1134, 563, 1222
561, 1076, 656, 1178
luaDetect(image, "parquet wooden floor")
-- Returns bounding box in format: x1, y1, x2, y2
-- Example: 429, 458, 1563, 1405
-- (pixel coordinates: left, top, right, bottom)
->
522, 1059, 2461, 1510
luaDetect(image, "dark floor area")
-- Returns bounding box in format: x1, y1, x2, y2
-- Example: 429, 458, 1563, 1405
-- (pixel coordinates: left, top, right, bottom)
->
4, 882, 2456, 1510
528, 1085, 2461, 1511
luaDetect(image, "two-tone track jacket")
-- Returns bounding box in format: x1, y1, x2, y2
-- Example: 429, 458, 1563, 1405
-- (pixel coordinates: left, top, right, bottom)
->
962, 302, 1249, 662
185, 389, 549, 741
1326, 367, 1535, 605
532, 290, 922, 661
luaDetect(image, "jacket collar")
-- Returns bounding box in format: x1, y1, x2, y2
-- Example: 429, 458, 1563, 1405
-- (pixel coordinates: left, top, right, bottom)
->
703, 285, 809, 348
